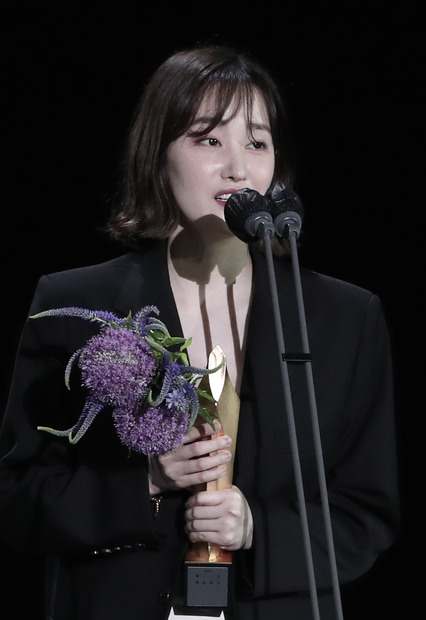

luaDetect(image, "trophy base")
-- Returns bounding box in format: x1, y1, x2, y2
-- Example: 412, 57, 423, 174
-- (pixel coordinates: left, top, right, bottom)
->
178, 542, 232, 611
184, 561, 230, 609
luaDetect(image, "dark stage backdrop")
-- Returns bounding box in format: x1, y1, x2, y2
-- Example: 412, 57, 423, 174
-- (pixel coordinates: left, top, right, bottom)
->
1, 2, 423, 618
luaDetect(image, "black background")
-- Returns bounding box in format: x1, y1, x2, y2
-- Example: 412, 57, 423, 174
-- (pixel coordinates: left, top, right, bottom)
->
1, 1, 424, 617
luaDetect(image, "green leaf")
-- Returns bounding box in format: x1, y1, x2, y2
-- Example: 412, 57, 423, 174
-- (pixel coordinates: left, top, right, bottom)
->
123, 310, 133, 329
180, 337, 192, 351
192, 406, 218, 431
197, 388, 216, 403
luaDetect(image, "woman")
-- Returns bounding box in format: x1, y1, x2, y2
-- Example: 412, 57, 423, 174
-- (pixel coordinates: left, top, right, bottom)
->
0, 45, 398, 619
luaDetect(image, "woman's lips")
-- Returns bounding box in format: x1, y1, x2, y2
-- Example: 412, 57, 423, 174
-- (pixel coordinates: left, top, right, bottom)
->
214, 189, 240, 204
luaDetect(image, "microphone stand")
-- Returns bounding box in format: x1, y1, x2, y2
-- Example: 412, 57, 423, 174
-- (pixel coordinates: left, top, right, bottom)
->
286, 226, 344, 620
257, 220, 344, 620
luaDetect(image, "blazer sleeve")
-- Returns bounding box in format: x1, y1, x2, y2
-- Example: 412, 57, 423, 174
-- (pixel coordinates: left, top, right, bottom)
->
238, 293, 399, 597
0, 275, 179, 556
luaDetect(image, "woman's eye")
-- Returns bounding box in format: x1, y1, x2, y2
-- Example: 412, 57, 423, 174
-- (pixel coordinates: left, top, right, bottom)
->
200, 137, 219, 147
249, 141, 266, 150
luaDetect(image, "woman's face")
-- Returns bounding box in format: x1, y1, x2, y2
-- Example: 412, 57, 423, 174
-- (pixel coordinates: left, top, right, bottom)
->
166, 90, 275, 228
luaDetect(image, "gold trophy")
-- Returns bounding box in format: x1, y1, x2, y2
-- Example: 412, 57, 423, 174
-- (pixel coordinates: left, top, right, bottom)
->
184, 345, 240, 610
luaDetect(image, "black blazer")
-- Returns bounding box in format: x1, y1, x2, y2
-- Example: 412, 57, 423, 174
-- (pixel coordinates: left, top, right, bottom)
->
0, 241, 398, 619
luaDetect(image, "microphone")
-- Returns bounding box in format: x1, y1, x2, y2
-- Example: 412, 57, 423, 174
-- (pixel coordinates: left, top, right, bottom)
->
267, 182, 304, 239
224, 188, 274, 243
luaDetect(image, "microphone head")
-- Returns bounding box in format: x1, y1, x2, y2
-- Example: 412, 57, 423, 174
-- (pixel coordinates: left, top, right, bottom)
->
224, 188, 271, 243
266, 182, 304, 220
267, 182, 304, 239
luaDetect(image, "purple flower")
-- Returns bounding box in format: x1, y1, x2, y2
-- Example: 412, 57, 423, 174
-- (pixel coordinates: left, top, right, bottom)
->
32, 304, 222, 455
113, 402, 189, 455
79, 327, 157, 408
30, 306, 127, 327
165, 387, 189, 412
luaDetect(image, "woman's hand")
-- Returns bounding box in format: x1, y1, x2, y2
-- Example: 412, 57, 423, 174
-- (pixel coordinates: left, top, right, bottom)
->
148, 420, 232, 495
184, 485, 253, 550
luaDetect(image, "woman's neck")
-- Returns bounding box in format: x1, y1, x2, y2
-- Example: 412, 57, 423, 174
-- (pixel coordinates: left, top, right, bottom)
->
167, 221, 250, 287
167, 221, 253, 391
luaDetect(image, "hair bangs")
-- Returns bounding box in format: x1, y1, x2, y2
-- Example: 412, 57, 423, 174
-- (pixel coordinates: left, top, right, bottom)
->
186, 80, 256, 138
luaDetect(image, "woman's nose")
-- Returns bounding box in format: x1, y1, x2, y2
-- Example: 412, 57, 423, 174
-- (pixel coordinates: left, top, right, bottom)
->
220, 146, 247, 182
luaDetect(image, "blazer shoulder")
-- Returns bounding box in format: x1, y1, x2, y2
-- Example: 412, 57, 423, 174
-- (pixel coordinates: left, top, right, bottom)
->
45, 252, 139, 281
30, 243, 167, 312
302, 267, 375, 301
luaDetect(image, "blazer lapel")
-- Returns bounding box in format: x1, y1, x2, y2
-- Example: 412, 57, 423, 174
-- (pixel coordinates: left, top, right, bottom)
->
113, 241, 184, 341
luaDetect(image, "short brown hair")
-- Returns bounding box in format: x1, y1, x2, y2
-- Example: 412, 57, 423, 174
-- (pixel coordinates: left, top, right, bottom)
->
107, 45, 296, 247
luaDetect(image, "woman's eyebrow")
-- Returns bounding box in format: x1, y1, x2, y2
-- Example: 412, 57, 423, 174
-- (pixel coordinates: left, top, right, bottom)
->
190, 117, 271, 133
190, 116, 217, 127
249, 122, 271, 133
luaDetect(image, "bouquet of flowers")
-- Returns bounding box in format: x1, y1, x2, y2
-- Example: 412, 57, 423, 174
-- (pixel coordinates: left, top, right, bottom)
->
31, 305, 223, 455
